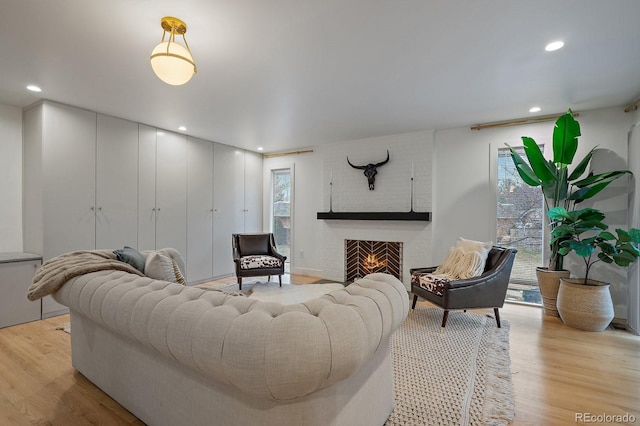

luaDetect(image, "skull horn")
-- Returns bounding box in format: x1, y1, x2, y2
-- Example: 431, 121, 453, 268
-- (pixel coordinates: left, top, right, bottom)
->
347, 157, 367, 170
374, 150, 390, 167
346, 150, 390, 190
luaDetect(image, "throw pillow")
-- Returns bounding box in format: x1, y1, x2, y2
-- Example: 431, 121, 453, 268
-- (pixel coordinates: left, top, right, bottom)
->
434, 237, 493, 279
456, 237, 493, 254
145, 252, 187, 285
113, 246, 146, 273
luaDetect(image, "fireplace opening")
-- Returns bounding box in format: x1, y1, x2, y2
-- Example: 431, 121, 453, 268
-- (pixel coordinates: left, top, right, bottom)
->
344, 239, 403, 283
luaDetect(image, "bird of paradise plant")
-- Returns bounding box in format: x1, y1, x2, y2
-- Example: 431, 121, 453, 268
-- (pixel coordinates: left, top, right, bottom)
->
506, 109, 631, 270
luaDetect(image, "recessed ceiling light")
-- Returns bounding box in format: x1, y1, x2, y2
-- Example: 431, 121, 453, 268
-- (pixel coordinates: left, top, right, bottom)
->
545, 41, 564, 52
257, 147, 264, 151
26, 85, 42, 92
178, 126, 187, 131
529, 106, 542, 113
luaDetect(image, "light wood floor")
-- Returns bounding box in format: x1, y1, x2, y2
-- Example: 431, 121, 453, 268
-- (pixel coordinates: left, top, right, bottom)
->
1, 275, 638, 425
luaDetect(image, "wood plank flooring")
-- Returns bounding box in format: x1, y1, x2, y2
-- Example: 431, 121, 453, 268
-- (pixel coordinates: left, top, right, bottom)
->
0, 275, 638, 425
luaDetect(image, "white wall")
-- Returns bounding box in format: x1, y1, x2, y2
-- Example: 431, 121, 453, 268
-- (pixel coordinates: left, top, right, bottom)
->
264, 130, 434, 288
0, 104, 23, 252
266, 107, 636, 305
263, 150, 324, 277
320, 131, 433, 288
433, 106, 636, 318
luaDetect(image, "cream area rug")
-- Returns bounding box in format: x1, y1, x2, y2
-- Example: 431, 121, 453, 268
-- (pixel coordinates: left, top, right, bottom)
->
248, 282, 345, 305
386, 308, 514, 426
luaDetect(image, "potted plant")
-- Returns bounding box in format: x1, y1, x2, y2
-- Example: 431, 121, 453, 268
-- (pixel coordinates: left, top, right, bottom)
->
548, 206, 640, 331
506, 109, 631, 315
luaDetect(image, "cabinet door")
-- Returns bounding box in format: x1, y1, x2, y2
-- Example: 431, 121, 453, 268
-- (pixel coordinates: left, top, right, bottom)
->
156, 131, 188, 264
187, 136, 214, 282
213, 143, 238, 277
0, 260, 42, 328
243, 150, 263, 232
42, 102, 96, 260
96, 115, 139, 249
138, 124, 157, 251
235, 150, 246, 232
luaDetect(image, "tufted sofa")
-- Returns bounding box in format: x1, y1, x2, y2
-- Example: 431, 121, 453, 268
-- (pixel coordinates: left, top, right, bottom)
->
53, 267, 408, 426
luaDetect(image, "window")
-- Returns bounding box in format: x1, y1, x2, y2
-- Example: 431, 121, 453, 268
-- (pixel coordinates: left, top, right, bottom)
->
497, 147, 544, 304
272, 169, 291, 272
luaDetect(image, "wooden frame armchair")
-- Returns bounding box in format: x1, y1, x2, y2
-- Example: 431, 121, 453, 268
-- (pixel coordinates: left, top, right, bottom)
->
232, 233, 287, 290
410, 246, 517, 330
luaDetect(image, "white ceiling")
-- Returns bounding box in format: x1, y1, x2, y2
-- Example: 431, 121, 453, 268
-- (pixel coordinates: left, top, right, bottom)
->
2, 0, 639, 153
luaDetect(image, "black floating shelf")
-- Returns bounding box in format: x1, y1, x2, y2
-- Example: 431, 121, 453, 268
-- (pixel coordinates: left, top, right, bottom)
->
317, 211, 431, 221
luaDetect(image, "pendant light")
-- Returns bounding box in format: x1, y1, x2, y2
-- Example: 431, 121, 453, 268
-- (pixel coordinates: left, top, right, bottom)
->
150, 17, 197, 85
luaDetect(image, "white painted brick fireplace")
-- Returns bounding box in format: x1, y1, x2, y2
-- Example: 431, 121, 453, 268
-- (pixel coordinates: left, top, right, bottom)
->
319, 130, 433, 290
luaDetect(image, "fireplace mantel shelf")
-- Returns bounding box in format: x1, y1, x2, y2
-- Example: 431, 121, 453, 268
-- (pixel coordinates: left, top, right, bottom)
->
317, 211, 431, 221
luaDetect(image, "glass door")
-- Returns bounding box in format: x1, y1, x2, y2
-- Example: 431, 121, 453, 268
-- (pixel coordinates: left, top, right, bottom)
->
272, 169, 291, 272
497, 146, 544, 304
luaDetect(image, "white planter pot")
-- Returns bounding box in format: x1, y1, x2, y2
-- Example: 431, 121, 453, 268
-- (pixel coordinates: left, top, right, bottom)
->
556, 278, 614, 332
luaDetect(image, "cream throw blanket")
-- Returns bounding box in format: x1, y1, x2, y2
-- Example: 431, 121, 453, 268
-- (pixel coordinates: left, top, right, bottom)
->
434, 246, 487, 279
27, 250, 144, 301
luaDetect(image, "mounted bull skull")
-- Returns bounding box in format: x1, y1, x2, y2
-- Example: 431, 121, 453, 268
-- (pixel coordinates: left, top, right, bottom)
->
347, 150, 390, 190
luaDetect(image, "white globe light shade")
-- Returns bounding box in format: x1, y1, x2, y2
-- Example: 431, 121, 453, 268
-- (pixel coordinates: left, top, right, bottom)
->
150, 41, 195, 86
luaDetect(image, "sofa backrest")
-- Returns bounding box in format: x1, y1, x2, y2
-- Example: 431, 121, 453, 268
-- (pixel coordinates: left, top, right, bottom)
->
53, 268, 409, 402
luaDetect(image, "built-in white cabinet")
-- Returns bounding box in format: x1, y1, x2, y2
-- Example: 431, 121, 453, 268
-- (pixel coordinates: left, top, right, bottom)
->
0, 254, 42, 328
187, 137, 214, 282
24, 102, 97, 317
26, 102, 98, 260
243, 150, 264, 232
96, 114, 139, 249
138, 127, 189, 275
24, 100, 262, 290
24, 102, 140, 258
155, 131, 188, 260
138, 124, 158, 250
235, 147, 247, 233
211, 144, 264, 278
213, 143, 240, 277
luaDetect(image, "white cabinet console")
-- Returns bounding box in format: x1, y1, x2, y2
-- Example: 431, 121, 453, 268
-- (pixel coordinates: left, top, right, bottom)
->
0, 253, 42, 328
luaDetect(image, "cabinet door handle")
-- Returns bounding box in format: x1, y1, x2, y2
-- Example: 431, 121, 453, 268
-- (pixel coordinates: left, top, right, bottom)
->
90, 206, 95, 211
98, 207, 102, 211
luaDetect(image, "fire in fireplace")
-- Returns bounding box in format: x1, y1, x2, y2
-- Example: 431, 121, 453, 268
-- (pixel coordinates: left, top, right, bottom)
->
344, 239, 402, 283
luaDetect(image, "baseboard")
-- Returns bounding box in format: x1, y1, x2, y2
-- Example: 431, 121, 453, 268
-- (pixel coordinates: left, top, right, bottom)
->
610, 316, 638, 334
291, 267, 323, 278
42, 308, 69, 319
627, 323, 640, 336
